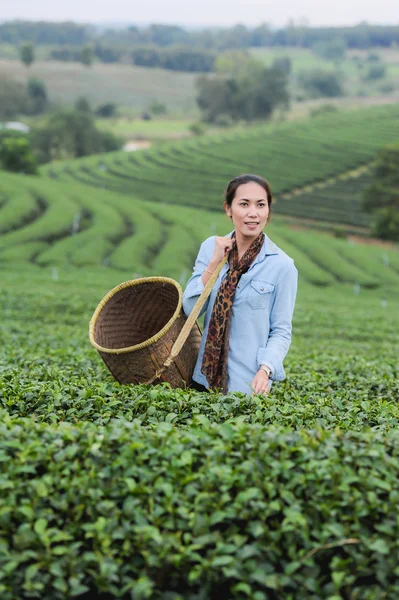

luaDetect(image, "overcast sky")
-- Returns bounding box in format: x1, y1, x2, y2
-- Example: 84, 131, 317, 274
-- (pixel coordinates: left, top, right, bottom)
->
0, 0, 398, 28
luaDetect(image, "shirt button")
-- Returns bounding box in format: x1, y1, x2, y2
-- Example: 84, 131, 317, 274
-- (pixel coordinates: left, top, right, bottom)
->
237, 284, 241, 288
260, 287, 264, 291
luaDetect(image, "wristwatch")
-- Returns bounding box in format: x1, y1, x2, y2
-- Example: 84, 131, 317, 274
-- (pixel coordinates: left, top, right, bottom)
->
260, 365, 272, 378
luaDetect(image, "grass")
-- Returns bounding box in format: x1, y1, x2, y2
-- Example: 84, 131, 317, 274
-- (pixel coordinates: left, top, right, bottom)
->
0, 59, 199, 117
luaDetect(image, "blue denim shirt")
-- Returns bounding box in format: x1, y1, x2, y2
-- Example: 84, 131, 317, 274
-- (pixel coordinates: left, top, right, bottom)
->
182, 232, 298, 394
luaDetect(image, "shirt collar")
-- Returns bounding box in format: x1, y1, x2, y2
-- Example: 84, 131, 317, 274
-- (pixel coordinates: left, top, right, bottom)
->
227, 231, 279, 262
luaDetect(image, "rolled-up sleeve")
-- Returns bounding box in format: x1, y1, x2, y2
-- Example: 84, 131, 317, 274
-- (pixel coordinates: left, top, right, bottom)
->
256, 261, 298, 381
182, 238, 214, 318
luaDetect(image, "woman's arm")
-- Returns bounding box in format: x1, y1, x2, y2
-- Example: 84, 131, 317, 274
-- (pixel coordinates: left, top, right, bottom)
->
256, 261, 298, 381
182, 236, 233, 318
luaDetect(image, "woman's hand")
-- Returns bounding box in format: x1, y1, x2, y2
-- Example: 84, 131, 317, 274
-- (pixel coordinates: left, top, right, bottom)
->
251, 369, 270, 396
209, 236, 234, 267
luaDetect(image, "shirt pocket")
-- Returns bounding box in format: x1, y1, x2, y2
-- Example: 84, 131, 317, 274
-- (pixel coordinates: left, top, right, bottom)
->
246, 279, 275, 310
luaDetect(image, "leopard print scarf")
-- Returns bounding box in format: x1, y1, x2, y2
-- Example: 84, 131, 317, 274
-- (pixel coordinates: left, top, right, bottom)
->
201, 231, 264, 393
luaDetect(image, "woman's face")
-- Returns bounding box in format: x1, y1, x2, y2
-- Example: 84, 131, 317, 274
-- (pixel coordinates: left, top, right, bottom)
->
225, 182, 269, 239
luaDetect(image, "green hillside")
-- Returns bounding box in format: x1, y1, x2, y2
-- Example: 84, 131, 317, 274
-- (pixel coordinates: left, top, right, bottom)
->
44, 104, 399, 228
1, 104, 399, 288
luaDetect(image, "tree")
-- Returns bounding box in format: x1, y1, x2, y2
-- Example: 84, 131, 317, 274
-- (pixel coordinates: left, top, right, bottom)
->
363, 64, 386, 81
272, 56, 292, 76
196, 65, 289, 123
0, 134, 38, 174
0, 77, 28, 120
80, 45, 94, 67
311, 38, 347, 63
96, 103, 117, 118
215, 50, 257, 76
75, 97, 92, 113
298, 69, 344, 98
20, 42, 35, 68
31, 109, 122, 163
132, 46, 215, 72
148, 100, 166, 116
26, 78, 48, 115
363, 144, 399, 241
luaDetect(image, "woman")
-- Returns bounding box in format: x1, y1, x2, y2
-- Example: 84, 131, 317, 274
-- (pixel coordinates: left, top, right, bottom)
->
182, 174, 298, 395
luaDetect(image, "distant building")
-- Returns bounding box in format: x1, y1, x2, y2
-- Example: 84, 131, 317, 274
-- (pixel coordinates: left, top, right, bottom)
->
0, 122, 30, 133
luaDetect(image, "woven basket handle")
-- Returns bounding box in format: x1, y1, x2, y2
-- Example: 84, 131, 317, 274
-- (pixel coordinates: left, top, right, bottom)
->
163, 255, 227, 368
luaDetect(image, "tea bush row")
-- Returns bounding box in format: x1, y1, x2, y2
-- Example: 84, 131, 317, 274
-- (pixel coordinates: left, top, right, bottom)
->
1, 268, 398, 599
2, 413, 399, 600
1, 169, 398, 288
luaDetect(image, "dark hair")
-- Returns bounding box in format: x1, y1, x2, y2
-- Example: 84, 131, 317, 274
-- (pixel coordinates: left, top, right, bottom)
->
224, 174, 273, 209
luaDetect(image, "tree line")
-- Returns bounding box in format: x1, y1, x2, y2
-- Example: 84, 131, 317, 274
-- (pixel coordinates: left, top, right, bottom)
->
1, 20, 399, 50
48, 45, 216, 72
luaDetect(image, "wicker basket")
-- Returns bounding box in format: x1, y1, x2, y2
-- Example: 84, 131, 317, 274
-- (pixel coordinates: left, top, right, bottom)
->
89, 259, 226, 388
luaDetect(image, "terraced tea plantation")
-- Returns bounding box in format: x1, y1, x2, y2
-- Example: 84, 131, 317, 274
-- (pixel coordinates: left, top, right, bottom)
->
1, 104, 399, 599
44, 103, 399, 227
2, 104, 399, 289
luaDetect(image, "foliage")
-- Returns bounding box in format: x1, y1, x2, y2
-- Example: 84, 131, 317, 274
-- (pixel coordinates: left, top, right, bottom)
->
310, 104, 338, 118
75, 97, 92, 113
147, 100, 167, 116
2, 20, 399, 54
40, 104, 399, 232
363, 64, 386, 81
215, 50, 256, 76
363, 144, 399, 241
30, 109, 122, 163
298, 69, 344, 98
93, 43, 122, 64
367, 52, 381, 62
189, 122, 206, 136
26, 78, 48, 115
311, 38, 347, 62
0, 135, 38, 174
0, 105, 398, 597
0, 76, 28, 119
196, 65, 289, 123
370, 207, 399, 241
271, 56, 292, 75
0, 20, 89, 45
132, 46, 215, 73
19, 41, 35, 67
50, 45, 121, 64
80, 44, 94, 67
96, 102, 118, 118
1, 162, 399, 285
49, 46, 82, 62
0, 268, 398, 599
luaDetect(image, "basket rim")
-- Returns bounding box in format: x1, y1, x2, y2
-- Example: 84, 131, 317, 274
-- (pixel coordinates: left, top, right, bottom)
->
89, 276, 183, 355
